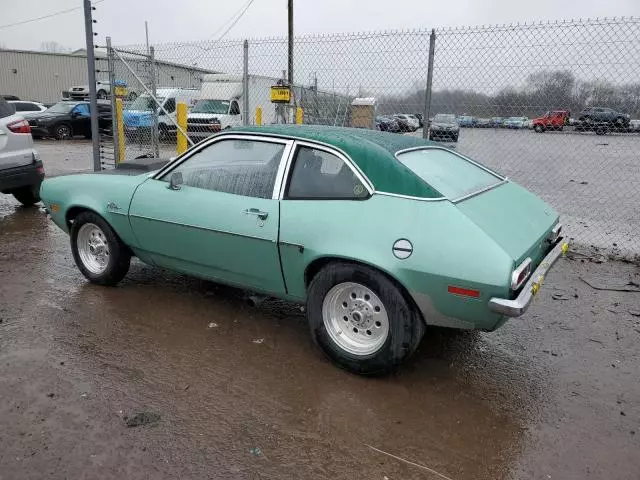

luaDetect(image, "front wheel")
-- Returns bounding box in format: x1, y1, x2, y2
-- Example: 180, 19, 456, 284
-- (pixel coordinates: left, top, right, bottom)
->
307, 262, 424, 375
534, 124, 544, 133
12, 185, 40, 206
70, 212, 131, 286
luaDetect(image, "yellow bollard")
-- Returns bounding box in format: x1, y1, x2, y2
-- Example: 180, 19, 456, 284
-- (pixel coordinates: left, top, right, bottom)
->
176, 102, 188, 155
116, 98, 125, 163
255, 107, 262, 126
295, 106, 303, 125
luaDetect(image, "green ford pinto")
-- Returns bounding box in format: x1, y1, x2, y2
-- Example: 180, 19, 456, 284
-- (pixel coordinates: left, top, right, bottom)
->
40, 125, 567, 374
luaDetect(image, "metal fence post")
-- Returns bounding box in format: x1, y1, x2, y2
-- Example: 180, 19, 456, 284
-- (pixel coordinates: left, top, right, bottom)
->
243, 40, 249, 126
83, 0, 101, 171
149, 46, 160, 158
106, 37, 120, 164
422, 28, 436, 139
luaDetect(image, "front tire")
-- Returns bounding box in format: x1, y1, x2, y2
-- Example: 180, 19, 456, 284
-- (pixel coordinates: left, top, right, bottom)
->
534, 124, 544, 133
70, 212, 131, 286
12, 185, 40, 206
307, 262, 424, 375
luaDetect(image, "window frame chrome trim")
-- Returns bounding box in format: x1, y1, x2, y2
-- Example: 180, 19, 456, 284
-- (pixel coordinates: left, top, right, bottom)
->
151, 134, 293, 201
278, 139, 374, 200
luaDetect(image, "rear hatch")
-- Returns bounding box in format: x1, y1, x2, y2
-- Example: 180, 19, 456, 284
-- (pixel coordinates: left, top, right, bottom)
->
396, 147, 558, 265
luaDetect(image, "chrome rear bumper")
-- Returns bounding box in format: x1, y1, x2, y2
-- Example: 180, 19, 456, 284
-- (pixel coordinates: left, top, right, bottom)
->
488, 239, 568, 317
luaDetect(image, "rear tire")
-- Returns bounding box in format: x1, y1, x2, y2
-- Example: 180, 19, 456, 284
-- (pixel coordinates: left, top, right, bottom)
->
53, 123, 73, 140
70, 211, 131, 286
307, 262, 424, 375
12, 185, 40, 206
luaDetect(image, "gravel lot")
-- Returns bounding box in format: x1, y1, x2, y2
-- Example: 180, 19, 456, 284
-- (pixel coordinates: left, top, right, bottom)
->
0, 196, 639, 479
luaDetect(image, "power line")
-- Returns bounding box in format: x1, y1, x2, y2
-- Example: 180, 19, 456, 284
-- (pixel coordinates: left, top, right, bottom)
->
0, 0, 104, 30
211, 0, 256, 42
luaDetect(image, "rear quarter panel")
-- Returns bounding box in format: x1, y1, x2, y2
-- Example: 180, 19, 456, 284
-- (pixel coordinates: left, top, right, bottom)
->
279, 194, 513, 330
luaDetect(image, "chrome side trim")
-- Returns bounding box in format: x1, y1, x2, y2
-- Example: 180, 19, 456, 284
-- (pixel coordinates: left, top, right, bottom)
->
394, 145, 506, 181
279, 241, 305, 253
373, 191, 446, 202
489, 239, 568, 317
450, 179, 508, 203
129, 214, 275, 243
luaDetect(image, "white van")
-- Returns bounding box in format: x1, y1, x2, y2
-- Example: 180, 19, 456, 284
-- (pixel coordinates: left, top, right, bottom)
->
124, 88, 199, 137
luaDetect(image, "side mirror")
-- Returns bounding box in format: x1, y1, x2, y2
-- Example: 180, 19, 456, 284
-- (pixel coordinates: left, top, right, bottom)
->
167, 171, 183, 190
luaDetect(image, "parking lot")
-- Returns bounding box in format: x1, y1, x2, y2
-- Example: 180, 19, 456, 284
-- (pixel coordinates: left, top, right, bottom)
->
1, 128, 640, 479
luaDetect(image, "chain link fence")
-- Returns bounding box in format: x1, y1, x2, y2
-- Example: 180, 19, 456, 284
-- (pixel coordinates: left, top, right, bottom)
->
103, 17, 640, 256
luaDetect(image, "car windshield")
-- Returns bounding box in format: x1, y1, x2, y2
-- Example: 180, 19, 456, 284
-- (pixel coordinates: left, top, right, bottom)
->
396, 148, 502, 199
191, 99, 230, 114
46, 102, 76, 114
434, 114, 456, 124
128, 95, 165, 111
460, 116, 473, 121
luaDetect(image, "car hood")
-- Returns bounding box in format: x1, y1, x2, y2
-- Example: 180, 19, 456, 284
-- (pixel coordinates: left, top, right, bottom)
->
455, 181, 559, 265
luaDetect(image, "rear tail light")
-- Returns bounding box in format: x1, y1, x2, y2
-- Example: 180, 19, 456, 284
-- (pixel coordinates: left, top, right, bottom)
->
7, 119, 31, 134
511, 258, 532, 291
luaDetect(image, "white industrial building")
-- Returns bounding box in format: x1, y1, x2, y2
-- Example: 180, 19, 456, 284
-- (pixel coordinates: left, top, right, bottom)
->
0, 48, 213, 103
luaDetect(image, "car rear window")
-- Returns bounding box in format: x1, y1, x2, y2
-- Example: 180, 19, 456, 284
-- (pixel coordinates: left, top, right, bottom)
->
0, 97, 16, 119
396, 148, 503, 200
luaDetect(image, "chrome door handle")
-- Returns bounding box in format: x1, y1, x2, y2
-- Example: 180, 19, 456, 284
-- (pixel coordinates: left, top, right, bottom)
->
243, 208, 268, 220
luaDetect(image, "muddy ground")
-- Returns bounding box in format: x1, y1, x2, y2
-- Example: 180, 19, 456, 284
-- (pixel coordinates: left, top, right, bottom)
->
1, 141, 640, 479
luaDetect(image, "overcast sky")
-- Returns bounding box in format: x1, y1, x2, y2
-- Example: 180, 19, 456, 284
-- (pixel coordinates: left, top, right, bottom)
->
1, 0, 640, 51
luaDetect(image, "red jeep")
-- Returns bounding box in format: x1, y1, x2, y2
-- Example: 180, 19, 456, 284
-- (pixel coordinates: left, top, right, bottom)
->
532, 110, 570, 133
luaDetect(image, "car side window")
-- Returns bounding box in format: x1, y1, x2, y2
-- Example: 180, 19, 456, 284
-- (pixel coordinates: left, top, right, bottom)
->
15, 102, 36, 111
162, 139, 285, 199
163, 98, 176, 114
229, 101, 240, 115
74, 104, 90, 116
285, 146, 369, 200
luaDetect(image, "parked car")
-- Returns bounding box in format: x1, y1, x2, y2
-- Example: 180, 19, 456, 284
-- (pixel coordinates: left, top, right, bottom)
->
0, 96, 45, 206
628, 119, 640, 132
28, 100, 112, 140
124, 88, 200, 139
375, 116, 400, 133
489, 117, 504, 128
457, 115, 476, 128
503, 117, 529, 129
393, 114, 419, 132
2, 94, 20, 101
578, 107, 630, 128
8, 100, 48, 119
40, 125, 565, 374
532, 110, 570, 133
475, 117, 491, 128
429, 113, 460, 142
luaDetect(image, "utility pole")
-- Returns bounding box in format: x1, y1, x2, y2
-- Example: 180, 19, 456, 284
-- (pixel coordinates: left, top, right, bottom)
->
145, 21, 150, 55
83, 0, 100, 171
287, 0, 293, 86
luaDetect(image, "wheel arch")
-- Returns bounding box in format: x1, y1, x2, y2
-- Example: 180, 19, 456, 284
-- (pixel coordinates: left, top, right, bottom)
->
304, 256, 425, 325
65, 206, 134, 255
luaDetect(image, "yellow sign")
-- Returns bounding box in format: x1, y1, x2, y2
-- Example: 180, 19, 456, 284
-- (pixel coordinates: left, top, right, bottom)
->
270, 86, 291, 103
114, 85, 129, 98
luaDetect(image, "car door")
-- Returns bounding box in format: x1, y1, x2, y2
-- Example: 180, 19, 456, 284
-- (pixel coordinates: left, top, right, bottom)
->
71, 103, 91, 135
278, 142, 373, 299
128, 135, 292, 295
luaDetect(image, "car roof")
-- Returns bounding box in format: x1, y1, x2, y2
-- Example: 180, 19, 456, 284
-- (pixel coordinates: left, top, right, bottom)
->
230, 124, 441, 198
